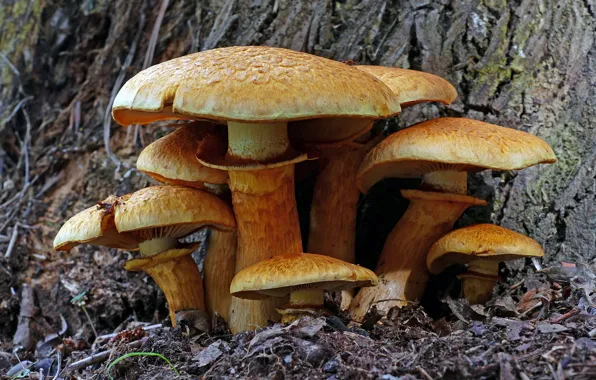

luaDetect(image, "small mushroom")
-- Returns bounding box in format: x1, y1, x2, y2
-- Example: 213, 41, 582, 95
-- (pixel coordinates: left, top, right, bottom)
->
136, 122, 228, 190
112, 46, 401, 333
305, 67, 457, 310
348, 117, 556, 321
136, 123, 236, 322
54, 186, 236, 328
230, 253, 377, 323
427, 224, 545, 304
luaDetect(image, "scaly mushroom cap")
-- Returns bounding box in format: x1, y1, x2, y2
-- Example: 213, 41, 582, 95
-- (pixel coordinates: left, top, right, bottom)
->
426, 224, 545, 274
230, 253, 378, 300
53, 195, 139, 251
355, 66, 457, 107
137, 123, 228, 188
357, 117, 557, 192
112, 46, 401, 143
114, 186, 236, 241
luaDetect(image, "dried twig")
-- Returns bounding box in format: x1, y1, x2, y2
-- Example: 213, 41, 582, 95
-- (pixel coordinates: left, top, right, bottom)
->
131, 0, 169, 147
103, 10, 146, 167
66, 340, 144, 372
4, 222, 18, 258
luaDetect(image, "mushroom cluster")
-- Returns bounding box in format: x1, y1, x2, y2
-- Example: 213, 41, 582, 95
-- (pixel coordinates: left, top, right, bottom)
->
54, 46, 557, 334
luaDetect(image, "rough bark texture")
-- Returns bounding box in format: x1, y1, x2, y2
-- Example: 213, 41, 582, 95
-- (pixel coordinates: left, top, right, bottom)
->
1, 0, 595, 334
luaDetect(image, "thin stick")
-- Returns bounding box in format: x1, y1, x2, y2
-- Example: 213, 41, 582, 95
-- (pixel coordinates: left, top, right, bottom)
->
4, 223, 18, 258
66, 340, 143, 372
103, 12, 146, 167
550, 308, 580, 324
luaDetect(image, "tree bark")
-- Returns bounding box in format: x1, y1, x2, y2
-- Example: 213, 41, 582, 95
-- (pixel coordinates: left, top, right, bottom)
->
1, 0, 594, 330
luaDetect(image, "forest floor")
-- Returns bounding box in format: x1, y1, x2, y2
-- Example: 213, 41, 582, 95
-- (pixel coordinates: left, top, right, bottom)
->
0, 122, 595, 380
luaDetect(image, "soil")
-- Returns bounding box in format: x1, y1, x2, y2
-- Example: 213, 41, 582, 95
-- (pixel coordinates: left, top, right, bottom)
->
1, 0, 596, 379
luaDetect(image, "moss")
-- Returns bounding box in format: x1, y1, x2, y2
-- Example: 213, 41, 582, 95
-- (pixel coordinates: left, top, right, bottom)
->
0, 0, 44, 87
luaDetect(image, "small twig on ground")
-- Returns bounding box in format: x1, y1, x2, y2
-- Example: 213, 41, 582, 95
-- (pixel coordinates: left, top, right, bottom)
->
66, 340, 143, 372
550, 308, 580, 324
510, 279, 525, 290
418, 366, 433, 380
520, 301, 543, 317
4, 223, 19, 258
0, 96, 33, 126
103, 10, 146, 167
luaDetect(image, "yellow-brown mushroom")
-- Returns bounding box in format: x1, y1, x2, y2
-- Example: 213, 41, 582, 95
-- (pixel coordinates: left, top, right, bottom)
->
427, 224, 545, 304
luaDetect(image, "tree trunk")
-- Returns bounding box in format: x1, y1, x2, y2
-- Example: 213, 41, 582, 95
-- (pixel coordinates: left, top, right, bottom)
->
1, 0, 594, 333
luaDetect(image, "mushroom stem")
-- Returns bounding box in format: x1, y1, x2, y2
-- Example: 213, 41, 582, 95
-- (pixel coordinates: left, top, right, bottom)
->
278, 290, 326, 324
125, 246, 206, 328
228, 166, 303, 333
138, 237, 178, 256
457, 273, 499, 305
145, 255, 206, 326
290, 289, 325, 306
457, 260, 500, 304
227, 121, 290, 161
348, 190, 485, 322
204, 229, 237, 322
307, 140, 375, 310
421, 171, 467, 194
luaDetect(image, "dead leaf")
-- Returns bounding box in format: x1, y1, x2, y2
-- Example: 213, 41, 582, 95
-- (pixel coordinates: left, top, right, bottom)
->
286, 317, 325, 338
536, 323, 568, 334
194, 341, 223, 367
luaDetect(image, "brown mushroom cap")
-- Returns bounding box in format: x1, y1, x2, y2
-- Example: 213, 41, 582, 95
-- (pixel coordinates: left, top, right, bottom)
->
112, 46, 401, 143
136, 122, 228, 188
53, 195, 139, 251
426, 224, 545, 274
230, 253, 378, 300
355, 66, 457, 107
357, 117, 557, 192
114, 186, 236, 241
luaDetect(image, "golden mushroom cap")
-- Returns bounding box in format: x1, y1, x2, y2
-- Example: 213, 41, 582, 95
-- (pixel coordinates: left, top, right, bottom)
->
112, 46, 401, 144
355, 66, 457, 107
114, 186, 236, 241
357, 117, 557, 192
137, 122, 228, 188
53, 195, 139, 251
426, 224, 545, 274
230, 253, 378, 300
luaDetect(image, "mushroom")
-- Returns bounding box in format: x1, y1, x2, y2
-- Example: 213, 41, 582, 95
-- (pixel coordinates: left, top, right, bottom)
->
112, 46, 401, 332
305, 67, 457, 310
427, 224, 545, 304
137, 122, 228, 191
136, 123, 236, 322
348, 117, 557, 321
230, 253, 378, 323
54, 186, 236, 328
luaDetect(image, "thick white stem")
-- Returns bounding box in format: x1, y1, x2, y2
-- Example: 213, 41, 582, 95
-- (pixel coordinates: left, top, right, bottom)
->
138, 237, 178, 256
227, 121, 290, 161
